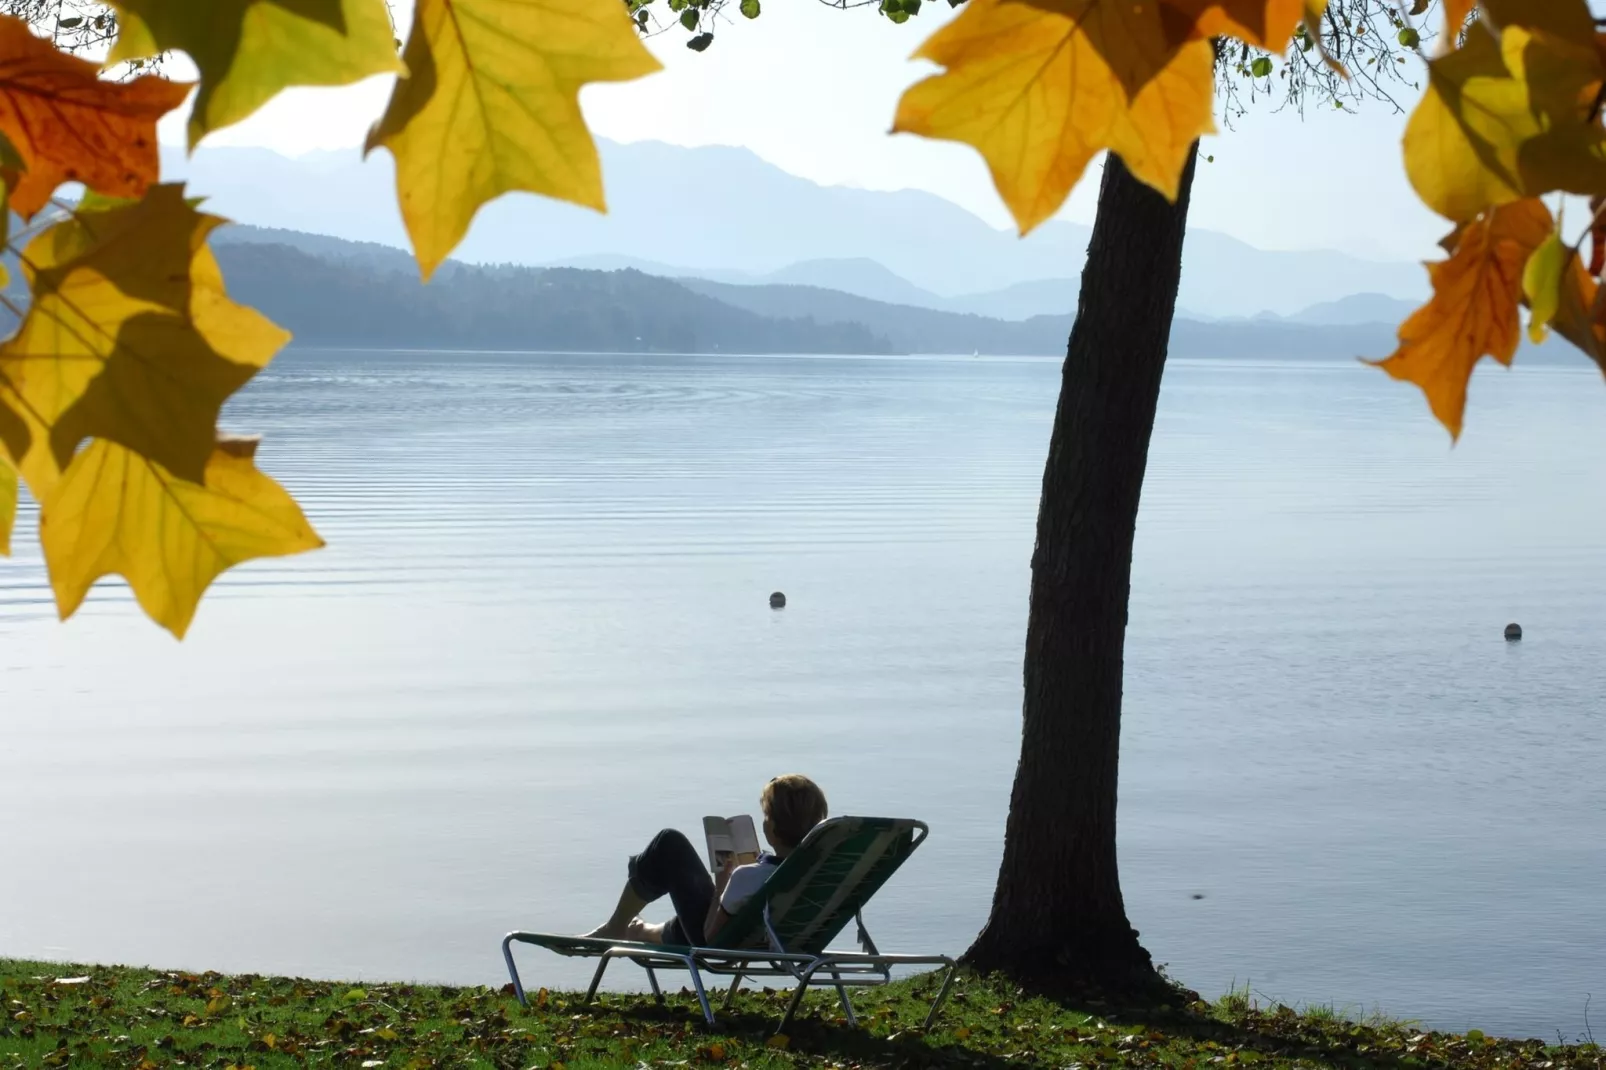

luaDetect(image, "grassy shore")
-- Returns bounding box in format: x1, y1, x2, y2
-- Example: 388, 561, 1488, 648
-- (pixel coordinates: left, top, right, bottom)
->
1, 958, 1600, 1069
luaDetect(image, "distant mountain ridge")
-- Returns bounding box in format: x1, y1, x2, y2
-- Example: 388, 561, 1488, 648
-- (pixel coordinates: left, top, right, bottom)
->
200, 224, 1462, 363
212, 224, 418, 274
166, 140, 1429, 319
536, 254, 958, 310
204, 223, 1589, 365
761, 259, 947, 309
215, 242, 889, 355
949, 278, 1081, 320
1285, 293, 1421, 326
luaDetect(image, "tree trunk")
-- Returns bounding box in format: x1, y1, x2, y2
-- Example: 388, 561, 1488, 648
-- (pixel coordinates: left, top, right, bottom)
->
963, 145, 1199, 993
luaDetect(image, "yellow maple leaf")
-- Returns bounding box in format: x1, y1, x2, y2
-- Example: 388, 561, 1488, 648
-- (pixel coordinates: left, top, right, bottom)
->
1404, 23, 1524, 222
0, 186, 288, 500
1523, 235, 1606, 374
1521, 228, 1567, 344
893, 0, 1215, 235
365, 0, 662, 279
107, 0, 403, 148
1371, 198, 1553, 438
0, 452, 15, 556
40, 436, 323, 638
1404, 9, 1606, 222
0, 381, 22, 483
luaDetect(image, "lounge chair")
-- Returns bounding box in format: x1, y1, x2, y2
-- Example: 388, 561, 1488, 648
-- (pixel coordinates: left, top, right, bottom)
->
501, 816, 957, 1031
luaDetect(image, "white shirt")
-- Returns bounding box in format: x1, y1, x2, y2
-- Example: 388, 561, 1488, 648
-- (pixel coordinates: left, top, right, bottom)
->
719, 856, 777, 914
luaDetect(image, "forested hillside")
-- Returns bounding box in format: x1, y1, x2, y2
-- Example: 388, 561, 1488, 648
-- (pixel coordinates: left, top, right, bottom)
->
210, 232, 1420, 359
213, 242, 892, 355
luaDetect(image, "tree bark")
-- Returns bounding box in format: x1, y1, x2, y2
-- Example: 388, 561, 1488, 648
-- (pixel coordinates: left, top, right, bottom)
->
963, 145, 1199, 993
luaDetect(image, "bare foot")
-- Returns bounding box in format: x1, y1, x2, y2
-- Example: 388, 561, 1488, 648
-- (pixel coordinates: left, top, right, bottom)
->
624, 918, 666, 944
579, 917, 664, 943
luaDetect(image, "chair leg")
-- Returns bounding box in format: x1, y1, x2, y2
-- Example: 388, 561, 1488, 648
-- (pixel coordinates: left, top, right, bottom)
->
831, 970, 857, 1027
921, 960, 959, 1030
501, 935, 528, 1007
722, 973, 744, 1010
777, 957, 853, 1033
585, 956, 611, 1003
646, 967, 665, 1005
778, 978, 810, 1034
686, 959, 715, 1025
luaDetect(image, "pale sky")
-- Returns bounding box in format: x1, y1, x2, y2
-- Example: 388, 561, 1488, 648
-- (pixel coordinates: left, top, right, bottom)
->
156, 0, 1449, 262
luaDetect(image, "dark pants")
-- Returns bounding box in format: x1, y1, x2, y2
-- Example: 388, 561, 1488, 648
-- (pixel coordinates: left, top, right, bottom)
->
628, 828, 712, 946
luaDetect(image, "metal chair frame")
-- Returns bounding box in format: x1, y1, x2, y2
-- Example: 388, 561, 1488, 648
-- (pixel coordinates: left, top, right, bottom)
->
500, 817, 957, 1032
503, 908, 957, 1032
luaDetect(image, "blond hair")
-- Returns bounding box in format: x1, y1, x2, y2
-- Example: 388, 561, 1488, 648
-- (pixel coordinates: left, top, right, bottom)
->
761, 774, 828, 849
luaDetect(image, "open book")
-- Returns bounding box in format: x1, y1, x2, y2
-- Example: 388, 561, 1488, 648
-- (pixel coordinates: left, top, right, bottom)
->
702, 814, 760, 873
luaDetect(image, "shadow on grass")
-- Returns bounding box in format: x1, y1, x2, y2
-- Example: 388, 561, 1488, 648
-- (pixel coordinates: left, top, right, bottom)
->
1109, 1000, 1430, 1070
570, 973, 1478, 1070
593, 997, 1021, 1070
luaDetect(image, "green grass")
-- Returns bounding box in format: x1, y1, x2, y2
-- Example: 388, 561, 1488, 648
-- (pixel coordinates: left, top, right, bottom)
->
1, 958, 1601, 1069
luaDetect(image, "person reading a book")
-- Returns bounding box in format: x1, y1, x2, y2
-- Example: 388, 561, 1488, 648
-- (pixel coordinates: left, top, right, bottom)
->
583, 774, 828, 947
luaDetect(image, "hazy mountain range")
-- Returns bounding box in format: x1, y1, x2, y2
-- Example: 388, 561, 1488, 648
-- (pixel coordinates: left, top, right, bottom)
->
202, 223, 1452, 360
213, 241, 890, 355
165, 140, 1431, 320
541, 252, 1424, 326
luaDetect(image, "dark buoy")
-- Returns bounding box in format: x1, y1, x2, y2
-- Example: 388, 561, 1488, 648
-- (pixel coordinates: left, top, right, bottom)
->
1505, 622, 1522, 641
769, 591, 786, 610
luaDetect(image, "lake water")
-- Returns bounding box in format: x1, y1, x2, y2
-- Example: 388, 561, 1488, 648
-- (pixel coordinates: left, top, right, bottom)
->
2, 348, 1604, 1042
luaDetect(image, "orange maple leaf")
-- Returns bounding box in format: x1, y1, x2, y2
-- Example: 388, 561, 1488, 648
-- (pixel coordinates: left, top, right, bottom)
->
992, 0, 1199, 100
1442, 0, 1476, 43
1162, 0, 1321, 50
1016, 0, 1323, 70
0, 15, 191, 217
1371, 198, 1553, 438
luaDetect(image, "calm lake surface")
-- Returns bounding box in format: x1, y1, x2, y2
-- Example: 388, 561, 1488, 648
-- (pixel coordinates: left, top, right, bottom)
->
3, 349, 1604, 1040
